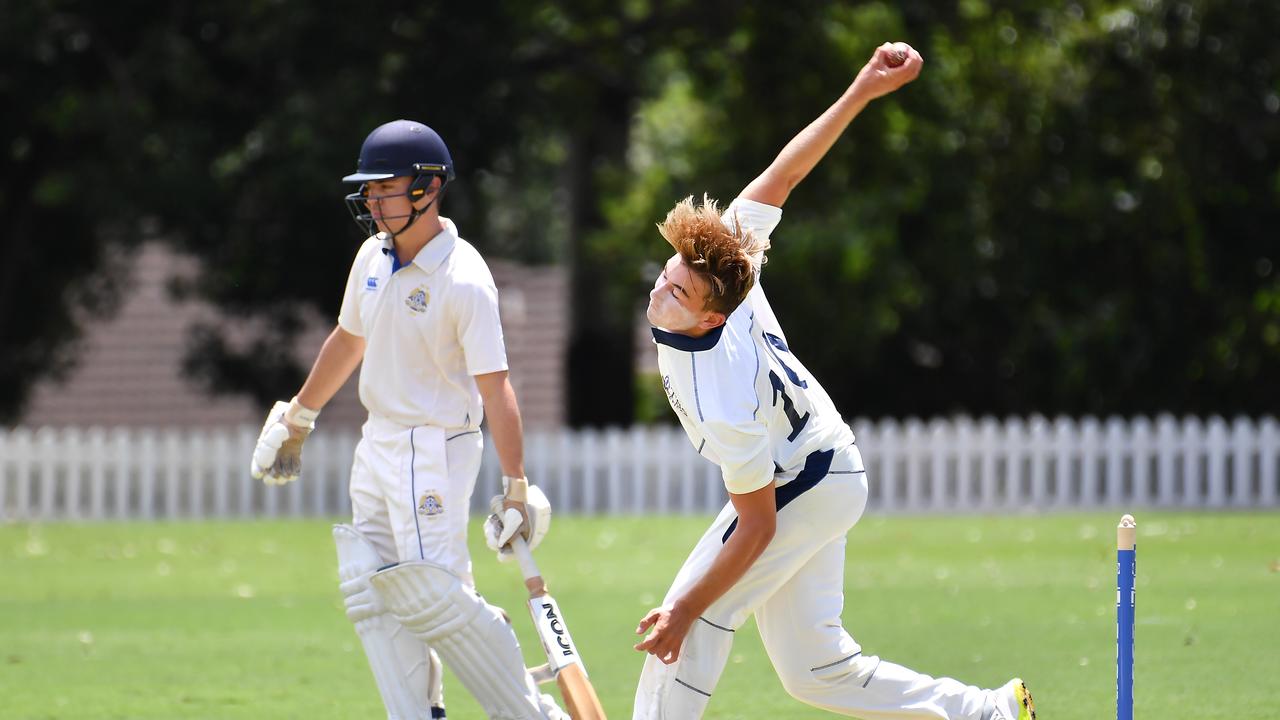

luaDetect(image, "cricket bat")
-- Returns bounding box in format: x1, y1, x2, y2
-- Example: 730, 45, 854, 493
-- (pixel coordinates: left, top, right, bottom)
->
509, 536, 607, 719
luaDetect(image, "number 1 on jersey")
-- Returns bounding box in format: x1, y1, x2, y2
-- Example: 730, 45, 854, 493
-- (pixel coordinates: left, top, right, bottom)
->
769, 371, 810, 441
763, 332, 810, 442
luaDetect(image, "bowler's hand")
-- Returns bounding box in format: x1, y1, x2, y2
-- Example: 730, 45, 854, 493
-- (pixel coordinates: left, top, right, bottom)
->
634, 604, 695, 665
854, 42, 923, 100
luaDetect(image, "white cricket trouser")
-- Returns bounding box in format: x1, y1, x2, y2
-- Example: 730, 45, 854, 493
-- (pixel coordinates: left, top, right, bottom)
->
348, 414, 484, 581
634, 445, 995, 720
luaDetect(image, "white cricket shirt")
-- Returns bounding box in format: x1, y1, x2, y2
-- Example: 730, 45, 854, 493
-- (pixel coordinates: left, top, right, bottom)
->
338, 218, 507, 429
652, 198, 855, 495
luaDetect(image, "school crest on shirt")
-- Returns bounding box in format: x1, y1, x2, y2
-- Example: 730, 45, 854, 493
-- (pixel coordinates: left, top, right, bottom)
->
417, 490, 444, 517
405, 285, 430, 313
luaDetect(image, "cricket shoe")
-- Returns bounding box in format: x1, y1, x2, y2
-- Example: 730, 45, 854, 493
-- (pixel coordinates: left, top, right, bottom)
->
990, 677, 1035, 720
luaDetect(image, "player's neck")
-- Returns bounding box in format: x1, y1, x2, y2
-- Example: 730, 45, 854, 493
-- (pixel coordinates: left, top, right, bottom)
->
672, 324, 713, 339
392, 213, 446, 265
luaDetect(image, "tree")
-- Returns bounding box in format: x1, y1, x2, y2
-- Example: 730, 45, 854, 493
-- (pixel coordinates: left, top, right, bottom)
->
4, 1, 1275, 425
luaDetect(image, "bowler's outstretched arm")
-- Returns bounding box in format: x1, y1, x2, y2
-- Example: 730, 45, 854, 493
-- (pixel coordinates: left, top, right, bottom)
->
740, 42, 923, 209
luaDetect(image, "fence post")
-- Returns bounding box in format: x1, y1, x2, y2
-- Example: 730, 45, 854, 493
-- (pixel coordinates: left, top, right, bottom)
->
164, 430, 182, 519
1181, 417, 1205, 507
1205, 416, 1229, 508
628, 426, 647, 514
1155, 415, 1177, 507
237, 427, 255, 518
655, 428, 672, 513
111, 428, 131, 519
607, 428, 624, 515
955, 417, 976, 510
903, 418, 925, 512
187, 430, 205, 519
978, 417, 1000, 511
879, 419, 901, 512
928, 419, 951, 510
1003, 417, 1027, 509
1104, 416, 1127, 508
1130, 416, 1152, 507
63, 427, 85, 520
1028, 416, 1049, 508
1079, 417, 1100, 509
37, 427, 58, 520
87, 427, 107, 520
1052, 417, 1077, 508
1261, 417, 1278, 507
1229, 416, 1254, 507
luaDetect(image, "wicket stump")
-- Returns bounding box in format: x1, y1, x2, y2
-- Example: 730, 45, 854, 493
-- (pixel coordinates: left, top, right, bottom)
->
1117, 514, 1136, 720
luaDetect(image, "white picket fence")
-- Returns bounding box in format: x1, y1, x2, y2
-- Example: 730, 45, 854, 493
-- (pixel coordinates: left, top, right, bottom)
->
1, 415, 1277, 521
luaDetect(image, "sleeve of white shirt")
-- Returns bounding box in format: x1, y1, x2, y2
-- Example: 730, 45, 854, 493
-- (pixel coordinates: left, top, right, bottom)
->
453, 279, 509, 376
722, 198, 783, 274
703, 419, 774, 495
337, 243, 371, 337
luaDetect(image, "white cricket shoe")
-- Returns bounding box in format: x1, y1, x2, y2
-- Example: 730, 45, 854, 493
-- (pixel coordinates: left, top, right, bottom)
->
990, 677, 1036, 720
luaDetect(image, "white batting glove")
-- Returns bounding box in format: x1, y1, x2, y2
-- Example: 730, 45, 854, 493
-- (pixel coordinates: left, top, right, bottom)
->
484, 477, 551, 562
250, 397, 319, 485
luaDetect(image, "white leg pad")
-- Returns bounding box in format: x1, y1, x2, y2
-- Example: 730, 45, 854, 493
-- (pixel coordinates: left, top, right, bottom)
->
335, 525, 444, 720
370, 560, 550, 720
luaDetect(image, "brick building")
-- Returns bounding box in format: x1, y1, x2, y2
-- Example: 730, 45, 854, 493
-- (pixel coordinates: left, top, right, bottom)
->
19, 243, 568, 431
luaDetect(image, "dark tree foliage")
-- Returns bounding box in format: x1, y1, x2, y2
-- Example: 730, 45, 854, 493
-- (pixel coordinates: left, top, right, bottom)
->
3, 1, 1276, 425
641, 0, 1279, 419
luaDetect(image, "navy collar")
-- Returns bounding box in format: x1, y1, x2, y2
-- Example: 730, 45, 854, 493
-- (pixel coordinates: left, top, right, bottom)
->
651, 324, 724, 352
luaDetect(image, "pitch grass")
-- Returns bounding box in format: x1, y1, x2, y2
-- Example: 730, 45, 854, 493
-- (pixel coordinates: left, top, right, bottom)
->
2, 513, 1276, 719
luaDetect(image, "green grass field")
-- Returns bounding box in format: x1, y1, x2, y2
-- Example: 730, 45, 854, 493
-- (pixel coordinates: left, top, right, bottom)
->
2, 512, 1276, 719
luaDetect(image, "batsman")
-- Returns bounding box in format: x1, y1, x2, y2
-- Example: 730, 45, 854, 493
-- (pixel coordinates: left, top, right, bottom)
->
249, 119, 567, 720
633, 43, 1035, 720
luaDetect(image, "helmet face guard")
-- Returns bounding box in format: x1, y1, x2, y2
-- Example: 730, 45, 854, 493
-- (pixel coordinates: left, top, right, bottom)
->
344, 165, 448, 237
342, 121, 455, 238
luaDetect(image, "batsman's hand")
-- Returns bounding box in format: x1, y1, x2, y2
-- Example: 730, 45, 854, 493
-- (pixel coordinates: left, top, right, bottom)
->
854, 41, 923, 101
485, 477, 552, 562
250, 398, 319, 485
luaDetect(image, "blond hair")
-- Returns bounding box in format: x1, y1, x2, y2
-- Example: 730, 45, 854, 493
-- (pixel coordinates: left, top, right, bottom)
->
657, 195, 768, 315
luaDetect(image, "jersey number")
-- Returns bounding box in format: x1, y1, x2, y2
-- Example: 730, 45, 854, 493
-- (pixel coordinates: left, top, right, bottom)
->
764, 332, 809, 441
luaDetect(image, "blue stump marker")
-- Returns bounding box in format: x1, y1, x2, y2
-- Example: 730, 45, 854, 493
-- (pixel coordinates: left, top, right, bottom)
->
1117, 514, 1136, 720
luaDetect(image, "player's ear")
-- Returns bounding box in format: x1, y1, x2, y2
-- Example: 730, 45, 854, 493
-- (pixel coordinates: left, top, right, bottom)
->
412, 177, 442, 208
699, 311, 727, 331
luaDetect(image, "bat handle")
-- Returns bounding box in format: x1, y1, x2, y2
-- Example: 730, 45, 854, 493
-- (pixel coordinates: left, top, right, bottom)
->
509, 535, 548, 596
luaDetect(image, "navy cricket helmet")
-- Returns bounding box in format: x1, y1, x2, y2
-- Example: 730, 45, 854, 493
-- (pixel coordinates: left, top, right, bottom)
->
343, 120, 455, 236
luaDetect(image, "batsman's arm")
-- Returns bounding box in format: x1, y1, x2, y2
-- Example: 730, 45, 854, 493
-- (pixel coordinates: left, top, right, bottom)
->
475, 370, 525, 479
740, 41, 923, 209
296, 325, 366, 411
251, 325, 363, 484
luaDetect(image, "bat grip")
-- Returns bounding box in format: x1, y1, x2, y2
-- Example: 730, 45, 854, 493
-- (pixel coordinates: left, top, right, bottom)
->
510, 536, 547, 596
